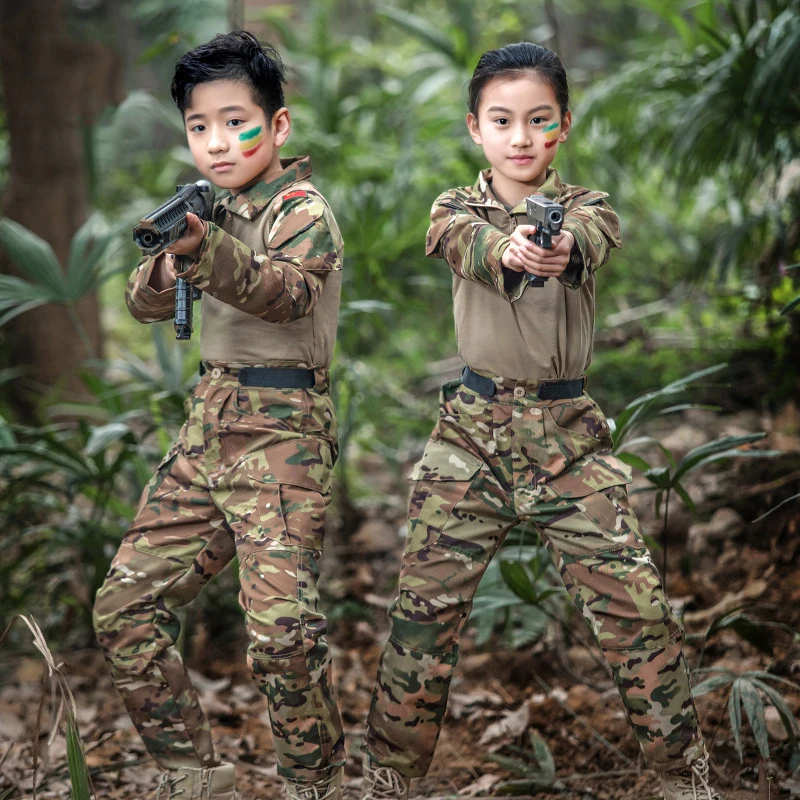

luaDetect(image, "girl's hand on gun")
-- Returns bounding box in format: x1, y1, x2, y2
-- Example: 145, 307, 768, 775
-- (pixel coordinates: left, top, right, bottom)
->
502, 226, 575, 278
166, 212, 206, 260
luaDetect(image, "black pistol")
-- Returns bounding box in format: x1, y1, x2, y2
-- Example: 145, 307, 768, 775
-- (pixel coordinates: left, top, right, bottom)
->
525, 195, 564, 287
132, 180, 215, 340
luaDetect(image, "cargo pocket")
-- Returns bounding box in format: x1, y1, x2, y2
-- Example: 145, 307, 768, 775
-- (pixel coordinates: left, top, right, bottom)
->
536, 454, 640, 557
544, 395, 612, 463
405, 439, 483, 554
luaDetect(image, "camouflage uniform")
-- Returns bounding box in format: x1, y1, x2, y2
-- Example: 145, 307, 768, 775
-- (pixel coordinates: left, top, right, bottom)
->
94, 157, 345, 782
363, 168, 705, 777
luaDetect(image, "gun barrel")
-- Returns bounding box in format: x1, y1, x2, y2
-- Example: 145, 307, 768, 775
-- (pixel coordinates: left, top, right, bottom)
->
132, 181, 214, 256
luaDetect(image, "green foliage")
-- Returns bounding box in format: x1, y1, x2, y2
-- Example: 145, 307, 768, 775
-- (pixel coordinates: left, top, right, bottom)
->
0, 326, 191, 641
486, 730, 560, 788
693, 668, 800, 762
470, 542, 565, 650
1, 616, 95, 798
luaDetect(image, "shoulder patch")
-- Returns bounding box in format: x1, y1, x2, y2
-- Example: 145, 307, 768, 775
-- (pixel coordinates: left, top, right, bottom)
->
283, 190, 309, 200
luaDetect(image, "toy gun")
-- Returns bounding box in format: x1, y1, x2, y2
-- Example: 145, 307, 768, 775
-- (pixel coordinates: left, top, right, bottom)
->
525, 195, 564, 287
132, 180, 215, 340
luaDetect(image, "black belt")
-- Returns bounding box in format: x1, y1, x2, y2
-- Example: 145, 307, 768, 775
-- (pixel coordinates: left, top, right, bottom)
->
201, 363, 315, 389
461, 366, 584, 400
239, 367, 315, 389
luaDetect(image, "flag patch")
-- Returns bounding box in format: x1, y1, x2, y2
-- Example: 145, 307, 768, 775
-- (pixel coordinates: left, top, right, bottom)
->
283, 190, 308, 200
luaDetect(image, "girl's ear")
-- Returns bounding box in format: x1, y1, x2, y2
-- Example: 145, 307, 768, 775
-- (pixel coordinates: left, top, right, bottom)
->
558, 110, 572, 142
272, 107, 291, 147
466, 112, 482, 145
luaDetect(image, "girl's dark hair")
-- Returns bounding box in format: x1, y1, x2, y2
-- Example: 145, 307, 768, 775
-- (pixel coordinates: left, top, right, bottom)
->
171, 30, 286, 120
468, 42, 569, 117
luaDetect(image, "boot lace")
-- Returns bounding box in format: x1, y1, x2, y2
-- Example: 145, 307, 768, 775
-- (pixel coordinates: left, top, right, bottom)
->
663, 753, 722, 800
688, 754, 722, 800
363, 765, 409, 800
285, 777, 339, 800
156, 771, 187, 799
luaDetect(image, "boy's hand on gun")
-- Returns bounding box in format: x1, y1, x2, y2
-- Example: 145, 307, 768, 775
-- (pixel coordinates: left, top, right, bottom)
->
502, 226, 575, 279
165, 212, 206, 261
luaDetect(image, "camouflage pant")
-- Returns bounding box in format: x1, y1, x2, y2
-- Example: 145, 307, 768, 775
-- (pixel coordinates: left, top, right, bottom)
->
93, 367, 345, 781
364, 376, 704, 777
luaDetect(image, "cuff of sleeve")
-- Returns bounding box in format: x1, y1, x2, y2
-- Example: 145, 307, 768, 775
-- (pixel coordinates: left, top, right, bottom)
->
559, 224, 588, 289
495, 241, 529, 302
140, 256, 174, 297
180, 221, 220, 284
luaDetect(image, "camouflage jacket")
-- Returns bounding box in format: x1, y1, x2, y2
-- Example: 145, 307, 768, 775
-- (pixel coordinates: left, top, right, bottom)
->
125, 157, 343, 367
425, 167, 622, 298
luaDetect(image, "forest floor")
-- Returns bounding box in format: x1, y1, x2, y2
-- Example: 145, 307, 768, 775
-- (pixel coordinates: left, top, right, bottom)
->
1, 404, 799, 800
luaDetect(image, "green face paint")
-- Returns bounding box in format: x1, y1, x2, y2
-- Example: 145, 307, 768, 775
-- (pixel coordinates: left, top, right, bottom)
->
239, 126, 264, 158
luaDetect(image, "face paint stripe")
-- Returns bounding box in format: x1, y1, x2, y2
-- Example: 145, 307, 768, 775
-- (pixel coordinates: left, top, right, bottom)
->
543, 122, 559, 133
544, 140, 558, 149
238, 126, 263, 142
241, 142, 264, 158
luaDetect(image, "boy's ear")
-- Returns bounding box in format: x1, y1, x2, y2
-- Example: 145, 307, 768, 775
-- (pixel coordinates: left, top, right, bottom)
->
558, 110, 572, 142
272, 107, 291, 147
466, 112, 482, 145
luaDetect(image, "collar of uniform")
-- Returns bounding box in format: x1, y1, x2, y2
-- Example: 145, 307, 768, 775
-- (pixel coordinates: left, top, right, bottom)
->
467, 166, 563, 212
220, 156, 313, 221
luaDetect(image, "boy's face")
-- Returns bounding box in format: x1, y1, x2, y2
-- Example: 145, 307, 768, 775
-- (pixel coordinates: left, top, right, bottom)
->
184, 79, 290, 193
466, 72, 571, 206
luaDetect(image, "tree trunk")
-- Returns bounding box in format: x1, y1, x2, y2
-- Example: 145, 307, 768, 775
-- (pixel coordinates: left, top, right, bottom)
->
0, 0, 121, 419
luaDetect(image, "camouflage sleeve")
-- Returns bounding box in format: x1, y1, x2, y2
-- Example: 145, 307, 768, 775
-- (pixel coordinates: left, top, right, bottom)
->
559, 193, 622, 289
125, 254, 175, 323
180, 192, 341, 324
425, 190, 525, 303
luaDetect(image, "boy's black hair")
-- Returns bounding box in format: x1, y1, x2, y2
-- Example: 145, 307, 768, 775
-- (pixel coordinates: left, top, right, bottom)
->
468, 42, 569, 117
171, 30, 286, 120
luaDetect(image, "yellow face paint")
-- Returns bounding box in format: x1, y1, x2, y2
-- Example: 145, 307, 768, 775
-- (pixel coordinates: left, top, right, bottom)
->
543, 121, 560, 149
239, 126, 264, 158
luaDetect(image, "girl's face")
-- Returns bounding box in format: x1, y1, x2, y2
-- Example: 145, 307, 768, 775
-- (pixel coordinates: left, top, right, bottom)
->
467, 72, 571, 206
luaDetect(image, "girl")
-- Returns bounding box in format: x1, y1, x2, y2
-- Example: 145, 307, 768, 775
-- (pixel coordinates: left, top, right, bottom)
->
359, 43, 722, 800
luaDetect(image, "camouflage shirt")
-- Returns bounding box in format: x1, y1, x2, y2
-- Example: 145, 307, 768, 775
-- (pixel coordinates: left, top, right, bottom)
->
425, 168, 622, 381
126, 157, 343, 368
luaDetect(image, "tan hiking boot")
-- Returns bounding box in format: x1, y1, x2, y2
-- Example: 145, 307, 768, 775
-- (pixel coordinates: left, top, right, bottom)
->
283, 766, 343, 800
360, 757, 410, 800
658, 752, 724, 800
155, 762, 238, 799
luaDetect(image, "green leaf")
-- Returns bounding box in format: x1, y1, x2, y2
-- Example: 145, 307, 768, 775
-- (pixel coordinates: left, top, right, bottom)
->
752, 679, 800, 743
529, 730, 556, 778
499, 560, 538, 604
673, 433, 768, 482
0, 217, 65, 297
66, 712, 92, 800
693, 672, 735, 697
84, 423, 133, 457
739, 678, 770, 759
729, 680, 744, 762
378, 8, 460, 64
616, 451, 651, 473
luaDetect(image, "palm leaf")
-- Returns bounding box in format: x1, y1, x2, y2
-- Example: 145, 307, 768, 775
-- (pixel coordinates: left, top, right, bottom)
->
0, 217, 66, 297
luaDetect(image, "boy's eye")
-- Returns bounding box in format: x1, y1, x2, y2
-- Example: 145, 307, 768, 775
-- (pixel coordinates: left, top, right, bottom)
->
227, 119, 244, 127
189, 124, 205, 133
494, 117, 508, 125
531, 117, 543, 125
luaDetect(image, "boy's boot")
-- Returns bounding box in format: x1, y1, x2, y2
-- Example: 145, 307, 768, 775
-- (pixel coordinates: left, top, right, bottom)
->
155, 762, 238, 799
282, 765, 343, 800
360, 756, 410, 800
658, 752, 724, 800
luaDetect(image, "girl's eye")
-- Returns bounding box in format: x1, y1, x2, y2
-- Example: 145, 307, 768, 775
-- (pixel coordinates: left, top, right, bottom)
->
227, 119, 244, 127
531, 117, 543, 125
494, 117, 508, 125
189, 124, 205, 133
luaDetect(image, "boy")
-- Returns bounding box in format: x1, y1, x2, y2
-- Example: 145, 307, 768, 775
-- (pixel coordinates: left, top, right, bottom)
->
94, 32, 345, 800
